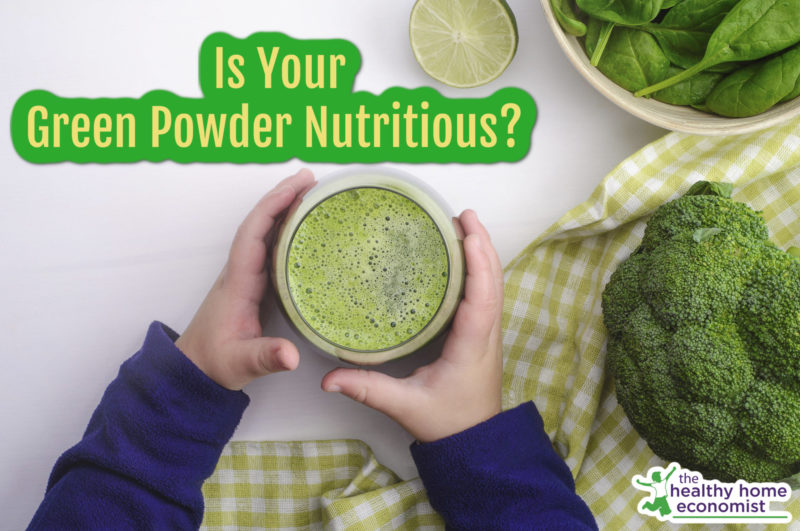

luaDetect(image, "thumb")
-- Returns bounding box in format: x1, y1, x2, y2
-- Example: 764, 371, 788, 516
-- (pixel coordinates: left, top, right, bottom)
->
238, 336, 300, 378
322, 368, 413, 419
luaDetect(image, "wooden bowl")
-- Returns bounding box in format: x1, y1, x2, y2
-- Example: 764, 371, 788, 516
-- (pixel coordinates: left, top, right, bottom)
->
540, 0, 800, 135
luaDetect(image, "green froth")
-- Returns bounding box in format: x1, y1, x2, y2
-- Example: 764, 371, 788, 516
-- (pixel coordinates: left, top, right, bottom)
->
287, 187, 449, 351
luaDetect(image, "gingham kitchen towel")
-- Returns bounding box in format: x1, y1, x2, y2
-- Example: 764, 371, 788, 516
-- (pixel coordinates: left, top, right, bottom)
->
202, 116, 800, 530
200, 440, 442, 530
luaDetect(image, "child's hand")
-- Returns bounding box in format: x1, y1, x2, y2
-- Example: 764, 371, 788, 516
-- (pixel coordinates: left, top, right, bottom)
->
176, 169, 316, 391
321, 210, 504, 442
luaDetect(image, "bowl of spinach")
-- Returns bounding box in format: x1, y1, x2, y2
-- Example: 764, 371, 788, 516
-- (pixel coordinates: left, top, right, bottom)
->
542, 0, 800, 134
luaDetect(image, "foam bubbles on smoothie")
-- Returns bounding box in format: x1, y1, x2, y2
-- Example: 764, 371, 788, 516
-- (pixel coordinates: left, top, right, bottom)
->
287, 187, 449, 351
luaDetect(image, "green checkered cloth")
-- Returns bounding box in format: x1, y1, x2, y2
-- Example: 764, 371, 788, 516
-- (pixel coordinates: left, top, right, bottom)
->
200, 440, 441, 530
202, 116, 800, 530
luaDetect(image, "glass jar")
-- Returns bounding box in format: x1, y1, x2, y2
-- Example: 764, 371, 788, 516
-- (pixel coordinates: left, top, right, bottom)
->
272, 167, 465, 365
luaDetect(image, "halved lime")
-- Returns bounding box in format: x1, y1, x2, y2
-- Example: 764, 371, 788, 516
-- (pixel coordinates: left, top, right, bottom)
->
409, 0, 518, 88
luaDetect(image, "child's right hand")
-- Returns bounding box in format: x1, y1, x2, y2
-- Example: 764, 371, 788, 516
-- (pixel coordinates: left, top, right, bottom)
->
321, 210, 505, 442
175, 169, 316, 391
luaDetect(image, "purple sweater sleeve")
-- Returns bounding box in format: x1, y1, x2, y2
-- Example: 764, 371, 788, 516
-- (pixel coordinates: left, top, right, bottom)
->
410, 401, 598, 530
27, 322, 250, 531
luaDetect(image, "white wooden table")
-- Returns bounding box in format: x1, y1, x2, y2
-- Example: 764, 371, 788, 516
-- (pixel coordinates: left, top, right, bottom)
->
0, 1, 664, 527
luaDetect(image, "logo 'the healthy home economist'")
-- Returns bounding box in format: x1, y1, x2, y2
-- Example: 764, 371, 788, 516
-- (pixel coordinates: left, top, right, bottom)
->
632, 463, 792, 524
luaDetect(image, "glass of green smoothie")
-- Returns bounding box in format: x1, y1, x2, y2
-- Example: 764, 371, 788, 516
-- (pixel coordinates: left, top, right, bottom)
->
272, 168, 465, 365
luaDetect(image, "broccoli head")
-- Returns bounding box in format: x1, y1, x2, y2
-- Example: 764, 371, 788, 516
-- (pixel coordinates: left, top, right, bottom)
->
602, 181, 800, 482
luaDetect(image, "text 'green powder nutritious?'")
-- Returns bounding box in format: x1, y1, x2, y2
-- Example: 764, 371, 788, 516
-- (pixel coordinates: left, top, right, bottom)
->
287, 187, 449, 351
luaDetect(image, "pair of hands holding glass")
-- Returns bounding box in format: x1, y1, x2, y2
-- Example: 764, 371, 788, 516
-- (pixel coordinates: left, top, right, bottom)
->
175, 169, 504, 443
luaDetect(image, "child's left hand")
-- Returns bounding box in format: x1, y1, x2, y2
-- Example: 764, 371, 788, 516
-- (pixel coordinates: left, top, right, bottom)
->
175, 169, 316, 390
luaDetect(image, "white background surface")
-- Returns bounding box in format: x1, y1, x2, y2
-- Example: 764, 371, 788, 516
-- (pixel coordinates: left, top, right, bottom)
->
0, 1, 664, 527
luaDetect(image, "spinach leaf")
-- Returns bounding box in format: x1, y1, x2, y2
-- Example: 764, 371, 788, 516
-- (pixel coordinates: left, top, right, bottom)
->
576, 0, 663, 25
705, 43, 800, 116
660, 0, 683, 9
593, 27, 670, 92
708, 62, 742, 73
685, 181, 733, 197
780, 75, 800, 103
551, 0, 587, 37
635, 0, 800, 97
653, 67, 723, 105
693, 227, 723, 242
584, 16, 602, 58
591, 22, 616, 65
660, 0, 739, 31
636, 0, 740, 69
639, 25, 712, 68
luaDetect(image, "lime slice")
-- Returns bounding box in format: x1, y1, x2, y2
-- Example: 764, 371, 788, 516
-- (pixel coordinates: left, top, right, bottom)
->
409, 0, 518, 88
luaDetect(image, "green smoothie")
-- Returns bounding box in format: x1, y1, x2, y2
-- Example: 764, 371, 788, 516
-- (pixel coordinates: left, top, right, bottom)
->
287, 187, 449, 351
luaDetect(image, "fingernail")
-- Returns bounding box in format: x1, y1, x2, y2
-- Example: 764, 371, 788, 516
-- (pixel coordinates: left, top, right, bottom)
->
325, 384, 341, 393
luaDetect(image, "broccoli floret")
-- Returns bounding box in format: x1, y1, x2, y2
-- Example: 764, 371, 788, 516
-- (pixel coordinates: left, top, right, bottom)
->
740, 245, 800, 385
641, 232, 754, 328
640, 193, 769, 251
602, 253, 647, 336
602, 181, 800, 483
741, 382, 800, 463
669, 323, 753, 404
